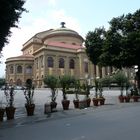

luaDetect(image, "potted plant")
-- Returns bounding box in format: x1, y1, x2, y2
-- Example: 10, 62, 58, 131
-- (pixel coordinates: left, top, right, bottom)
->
4, 84, 16, 120
43, 75, 58, 112
81, 81, 92, 107
59, 75, 73, 110
131, 85, 139, 102
92, 78, 99, 106
0, 100, 5, 122
124, 79, 131, 102
73, 79, 80, 108
113, 71, 127, 103
24, 79, 35, 116
98, 78, 105, 105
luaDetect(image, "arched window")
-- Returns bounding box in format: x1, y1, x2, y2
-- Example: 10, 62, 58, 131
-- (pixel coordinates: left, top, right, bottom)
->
26, 66, 32, 74
69, 59, 75, 69
10, 66, 14, 74
17, 65, 22, 73
47, 57, 54, 68
59, 58, 64, 68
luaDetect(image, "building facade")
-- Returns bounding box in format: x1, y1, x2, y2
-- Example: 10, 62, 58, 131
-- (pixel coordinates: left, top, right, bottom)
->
5, 23, 115, 88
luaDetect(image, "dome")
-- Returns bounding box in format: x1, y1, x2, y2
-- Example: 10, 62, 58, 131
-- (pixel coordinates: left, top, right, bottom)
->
49, 27, 79, 35
43, 22, 84, 41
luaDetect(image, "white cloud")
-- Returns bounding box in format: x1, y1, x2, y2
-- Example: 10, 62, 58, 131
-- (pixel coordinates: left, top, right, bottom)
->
0, 6, 82, 77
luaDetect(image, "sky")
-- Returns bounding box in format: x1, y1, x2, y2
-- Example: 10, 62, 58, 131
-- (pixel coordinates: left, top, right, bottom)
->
0, 0, 140, 77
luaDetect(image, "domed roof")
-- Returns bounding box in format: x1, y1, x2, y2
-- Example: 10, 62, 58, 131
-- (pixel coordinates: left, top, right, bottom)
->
43, 22, 84, 41
49, 27, 79, 35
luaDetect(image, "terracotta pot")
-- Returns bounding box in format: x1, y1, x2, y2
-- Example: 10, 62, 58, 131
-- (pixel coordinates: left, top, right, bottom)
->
86, 98, 91, 107
6, 107, 16, 120
92, 98, 99, 106
50, 101, 57, 112
99, 98, 105, 105
73, 100, 79, 108
25, 104, 35, 116
132, 96, 139, 102
0, 108, 5, 122
62, 100, 70, 110
124, 96, 130, 102
118, 95, 125, 103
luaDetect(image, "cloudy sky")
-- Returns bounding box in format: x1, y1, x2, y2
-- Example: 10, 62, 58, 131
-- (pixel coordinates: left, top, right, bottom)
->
0, 0, 140, 77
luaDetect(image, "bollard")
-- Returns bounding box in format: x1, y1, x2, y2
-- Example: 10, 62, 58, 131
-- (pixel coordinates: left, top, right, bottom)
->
44, 103, 51, 114
79, 100, 87, 109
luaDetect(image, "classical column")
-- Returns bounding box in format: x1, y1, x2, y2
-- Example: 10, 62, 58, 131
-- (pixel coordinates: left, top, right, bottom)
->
96, 65, 100, 78
102, 67, 106, 77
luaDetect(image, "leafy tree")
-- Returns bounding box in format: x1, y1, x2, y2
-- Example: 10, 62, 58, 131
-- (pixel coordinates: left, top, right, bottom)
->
0, 78, 5, 88
0, 0, 26, 52
85, 9, 140, 90
85, 27, 105, 65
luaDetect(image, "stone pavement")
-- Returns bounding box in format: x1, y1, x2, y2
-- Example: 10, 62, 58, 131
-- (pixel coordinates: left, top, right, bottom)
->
1, 95, 140, 130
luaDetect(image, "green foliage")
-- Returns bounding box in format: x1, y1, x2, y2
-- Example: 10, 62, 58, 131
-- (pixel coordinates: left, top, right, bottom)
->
112, 71, 128, 95
4, 85, 15, 107
59, 75, 75, 100
43, 75, 58, 102
44, 75, 58, 90
24, 79, 35, 105
85, 27, 105, 65
100, 75, 112, 88
85, 9, 140, 70
0, 0, 26, 51
0, 78, 5, 88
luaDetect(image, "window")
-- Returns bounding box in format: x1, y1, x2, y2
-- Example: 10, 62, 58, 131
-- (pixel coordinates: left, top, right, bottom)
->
47, 57, 54, 68
59, 58, 64, 68
69, 59, 75, 69
17, 65, 22, 73
10, 66, 14, 74
26, 66, 32, 74
84, 62, 88, 73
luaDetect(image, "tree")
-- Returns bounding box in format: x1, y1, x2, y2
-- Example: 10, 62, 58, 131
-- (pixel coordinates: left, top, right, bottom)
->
0, 78, 5, 88
0, 0, 26, 52
85, 9, 140, 90
85, 27, 105, 65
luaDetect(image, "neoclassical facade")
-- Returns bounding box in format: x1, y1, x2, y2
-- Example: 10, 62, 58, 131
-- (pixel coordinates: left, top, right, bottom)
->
5, 23, 115, 88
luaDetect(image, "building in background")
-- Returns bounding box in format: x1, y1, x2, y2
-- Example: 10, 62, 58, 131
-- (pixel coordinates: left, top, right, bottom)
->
5, 23, 116, 88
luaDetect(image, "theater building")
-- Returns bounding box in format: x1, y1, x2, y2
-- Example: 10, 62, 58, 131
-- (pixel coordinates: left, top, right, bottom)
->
5, 23, 115, 88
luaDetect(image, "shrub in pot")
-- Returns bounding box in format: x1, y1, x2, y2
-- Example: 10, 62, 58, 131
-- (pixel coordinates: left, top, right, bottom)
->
59, 75, 74, 110
0, 101, 5, 122
73, 80, 80, 108
4, 85, 16, 120
92, 78, 99, 106
113, 71, 127, 103
24, 79, 35, 116
43, 75, 58, 112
